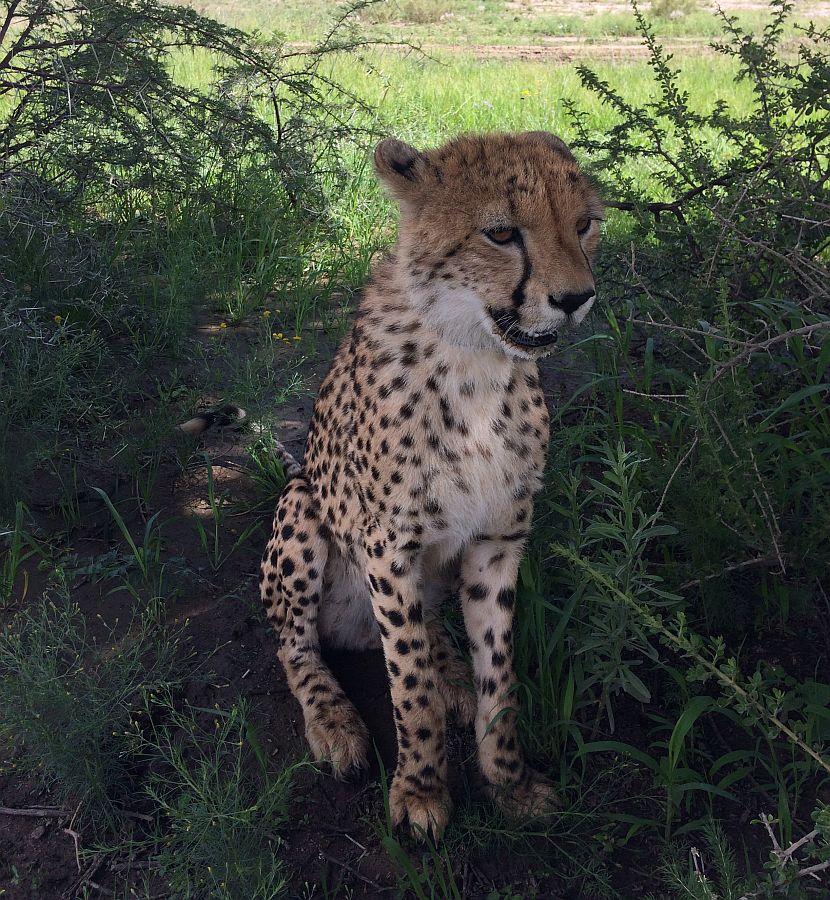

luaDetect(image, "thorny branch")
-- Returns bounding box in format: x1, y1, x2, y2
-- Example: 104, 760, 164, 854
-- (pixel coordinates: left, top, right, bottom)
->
733, 815, 830, 899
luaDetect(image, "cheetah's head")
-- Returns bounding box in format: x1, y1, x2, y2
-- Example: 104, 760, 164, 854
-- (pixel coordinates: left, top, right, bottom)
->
374, 132, 602, 360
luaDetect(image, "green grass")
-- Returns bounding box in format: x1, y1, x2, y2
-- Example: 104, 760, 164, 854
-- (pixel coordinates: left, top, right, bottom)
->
142, 700, 302, 900
326, 49, 755, 131
0, 596, 183, 829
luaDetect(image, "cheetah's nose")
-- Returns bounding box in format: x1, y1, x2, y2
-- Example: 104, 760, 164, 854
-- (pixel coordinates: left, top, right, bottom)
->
549, 290, 595, 315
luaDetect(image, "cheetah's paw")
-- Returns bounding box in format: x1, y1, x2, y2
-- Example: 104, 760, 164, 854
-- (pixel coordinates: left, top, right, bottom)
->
305, 703, 370, 780
443, 680, 476, 727
390, 777, 452, 842
488, 767, 559, 819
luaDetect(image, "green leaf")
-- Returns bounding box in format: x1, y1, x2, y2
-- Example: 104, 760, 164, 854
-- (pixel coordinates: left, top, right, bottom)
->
668, 695, 713, 769
381, 835, 428, 900
760, 383, 829, 425
577, 740, 660, 772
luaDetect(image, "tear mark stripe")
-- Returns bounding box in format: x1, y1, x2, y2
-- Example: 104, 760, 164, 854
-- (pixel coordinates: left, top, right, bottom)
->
511, 231, 532, 308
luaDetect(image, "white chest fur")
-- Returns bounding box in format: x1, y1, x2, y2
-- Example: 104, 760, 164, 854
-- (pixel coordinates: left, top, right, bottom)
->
419, 351, 546, 560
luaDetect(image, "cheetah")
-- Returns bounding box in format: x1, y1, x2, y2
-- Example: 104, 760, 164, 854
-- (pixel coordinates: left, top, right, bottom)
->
259, 131, 602, 840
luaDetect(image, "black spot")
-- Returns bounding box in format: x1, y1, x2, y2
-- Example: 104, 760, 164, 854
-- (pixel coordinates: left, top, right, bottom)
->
386, 609, 405, 628
468, 583, 488, 601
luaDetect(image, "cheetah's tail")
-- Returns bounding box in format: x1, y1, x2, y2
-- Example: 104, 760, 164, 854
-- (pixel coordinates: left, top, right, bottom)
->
176, 403, 249, 436
265, 439, 303, 481
175, 403, 303, 480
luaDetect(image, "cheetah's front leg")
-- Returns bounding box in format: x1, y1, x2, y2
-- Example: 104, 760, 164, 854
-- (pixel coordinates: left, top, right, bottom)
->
365, 543, 451, 841
460, 528, 558, 816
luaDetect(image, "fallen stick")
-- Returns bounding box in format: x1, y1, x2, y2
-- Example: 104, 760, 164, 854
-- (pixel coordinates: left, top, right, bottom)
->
0, 805, 70, 818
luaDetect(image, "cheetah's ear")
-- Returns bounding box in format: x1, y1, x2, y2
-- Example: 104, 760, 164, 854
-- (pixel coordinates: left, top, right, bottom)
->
373, 138, 428, 202
523, 131, 575, 161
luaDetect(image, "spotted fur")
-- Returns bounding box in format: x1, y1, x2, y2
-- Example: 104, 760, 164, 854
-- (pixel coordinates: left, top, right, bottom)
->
259, 131, 602, 840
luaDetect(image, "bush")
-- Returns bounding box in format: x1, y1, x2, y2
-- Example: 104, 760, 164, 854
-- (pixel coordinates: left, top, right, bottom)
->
0, 597, 183, 828
650, 0, 698, 19
0, 0, 368, 209
361, 0, 452, 25
509, 4, 829, 888
143, 701, 302, 900
0, 0, 375, 515
565, 0, 830, 630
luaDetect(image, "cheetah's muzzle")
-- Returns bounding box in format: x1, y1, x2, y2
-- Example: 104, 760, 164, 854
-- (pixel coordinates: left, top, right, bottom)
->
489, 309, 559, 350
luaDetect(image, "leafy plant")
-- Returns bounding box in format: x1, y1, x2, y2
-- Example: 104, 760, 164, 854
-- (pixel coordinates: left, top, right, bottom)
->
374, 751, 463, 899
192, 457, 261, 571
0, 0, 374, 516
143, 700, 302, 900
525, 442, 680, 738
0, 501, 36, 609
650, 0, 698, 19
0, 596, 183, 828
245, 436, 291, 510
92, 487, 166, 599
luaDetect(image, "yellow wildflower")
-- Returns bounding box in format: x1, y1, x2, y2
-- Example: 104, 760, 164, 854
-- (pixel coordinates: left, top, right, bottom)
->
219, 322, 228, 329
293, 335, 301, 341
54, 314, 62, 324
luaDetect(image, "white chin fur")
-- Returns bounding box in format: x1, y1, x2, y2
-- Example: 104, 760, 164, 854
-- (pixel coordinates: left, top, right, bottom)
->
414, 285, 504, 352
412, 284, 594, 355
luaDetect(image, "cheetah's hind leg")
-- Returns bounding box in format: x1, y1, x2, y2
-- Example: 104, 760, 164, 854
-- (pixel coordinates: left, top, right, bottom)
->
427, 618, 476, 727
260, 477, 369, 779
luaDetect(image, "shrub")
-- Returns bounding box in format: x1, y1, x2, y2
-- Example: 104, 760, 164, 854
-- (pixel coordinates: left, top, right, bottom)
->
0, 597, 183, 828
143, 701, 302, 900
510, 3, 830, 886
565, 0, 830, 630
650, 0, 698, 19
361, 0, 452, 25
0, 0, 371, 211
0, 1, 377, 516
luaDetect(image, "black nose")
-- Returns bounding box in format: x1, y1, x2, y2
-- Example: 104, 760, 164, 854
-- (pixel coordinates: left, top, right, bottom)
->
550, 289, 595, 315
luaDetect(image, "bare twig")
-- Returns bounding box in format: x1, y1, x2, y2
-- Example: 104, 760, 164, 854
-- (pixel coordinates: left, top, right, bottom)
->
736, 816, 829, 899
678, 555, 778, 591
657, 435, 698, 517
319, 851, 391, 893
0, 805, 71, 818
712, 321, 830, 381
63, 854, 107, 899
708, 410, 785, 573
64, 827, 83, 873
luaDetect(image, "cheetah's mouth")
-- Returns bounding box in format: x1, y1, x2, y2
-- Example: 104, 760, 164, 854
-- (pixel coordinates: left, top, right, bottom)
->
488, 309, 559, 350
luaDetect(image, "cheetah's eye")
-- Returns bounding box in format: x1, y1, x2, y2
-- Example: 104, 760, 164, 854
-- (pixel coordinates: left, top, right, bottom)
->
577, 218, 593, 237
484, 227, 518, 245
